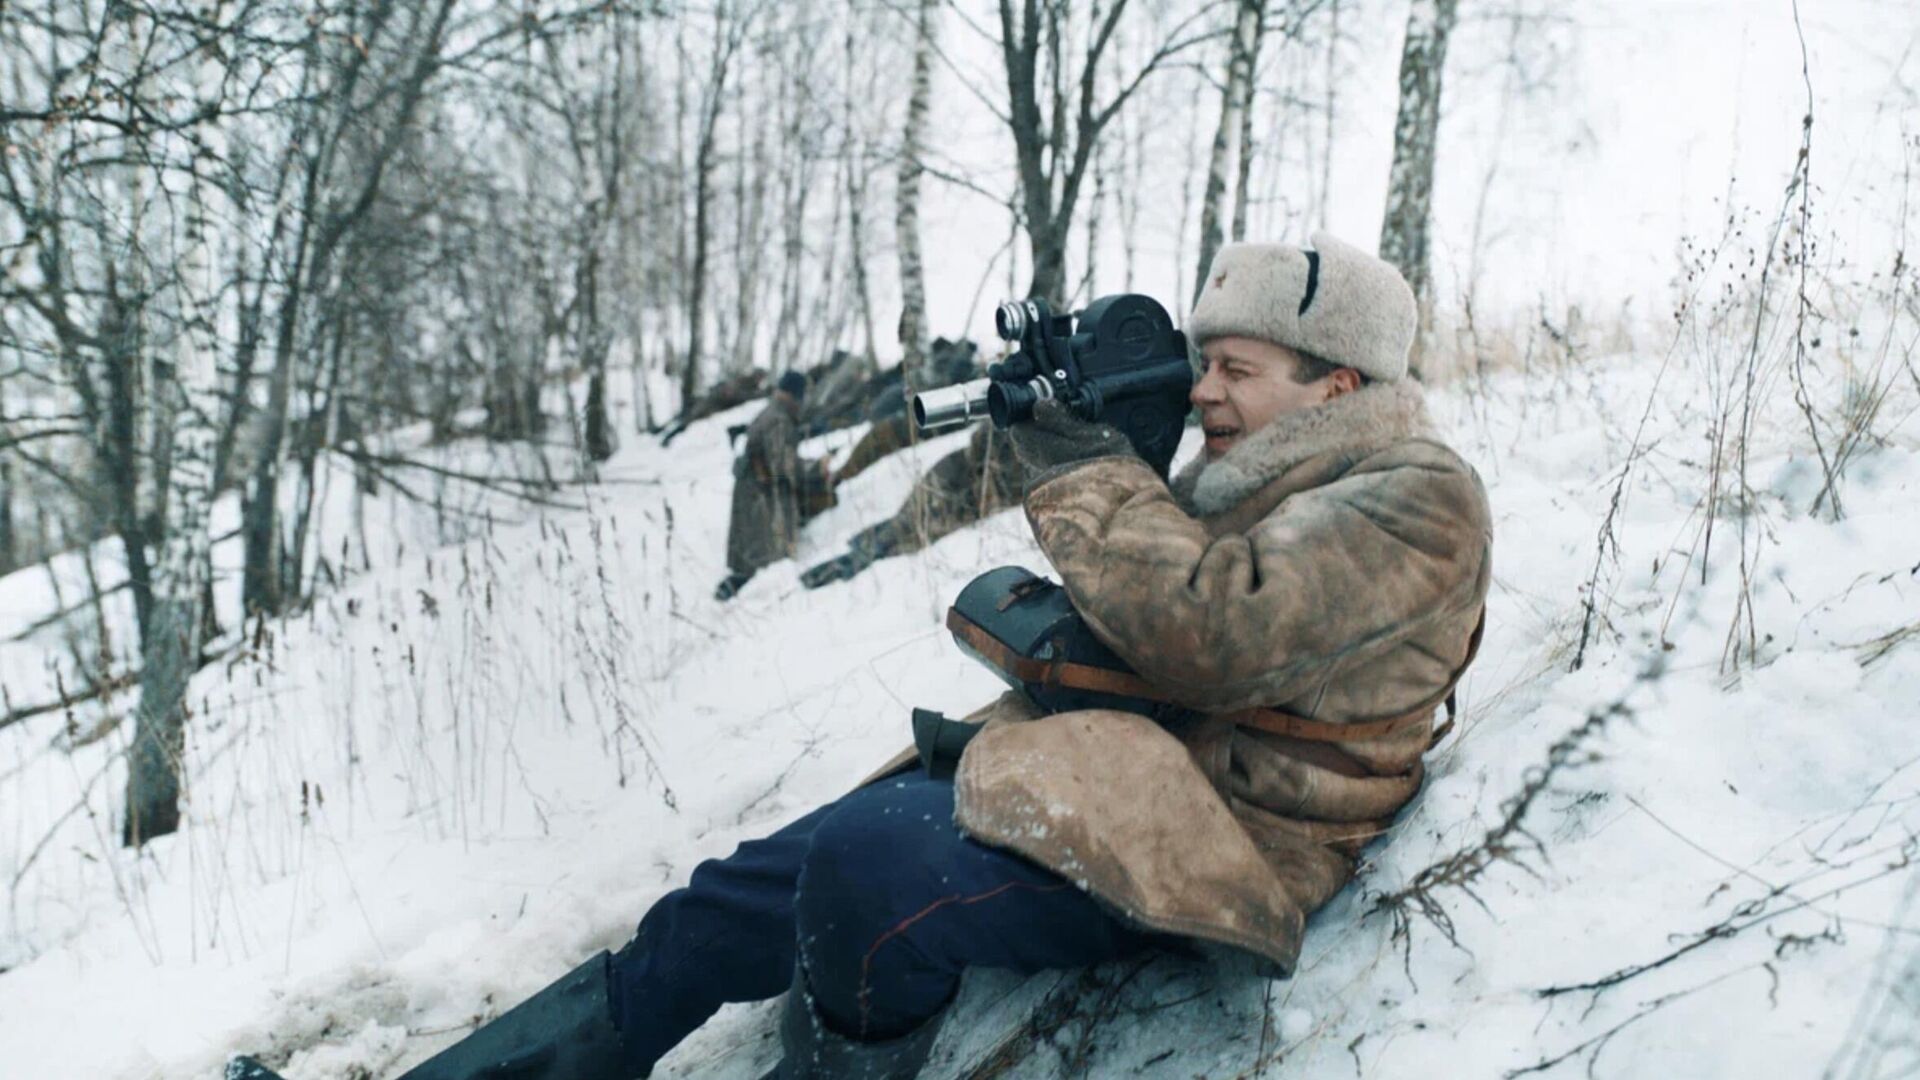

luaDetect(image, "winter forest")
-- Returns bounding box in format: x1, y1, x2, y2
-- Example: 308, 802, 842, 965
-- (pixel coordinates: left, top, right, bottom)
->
2, 0, 1918, 1076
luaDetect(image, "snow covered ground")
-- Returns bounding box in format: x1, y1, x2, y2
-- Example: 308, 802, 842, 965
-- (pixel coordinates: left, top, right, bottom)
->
1, 324, 1915, 1077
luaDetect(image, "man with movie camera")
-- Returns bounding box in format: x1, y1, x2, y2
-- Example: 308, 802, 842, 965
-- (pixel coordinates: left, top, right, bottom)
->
370, 234, 1491, 1080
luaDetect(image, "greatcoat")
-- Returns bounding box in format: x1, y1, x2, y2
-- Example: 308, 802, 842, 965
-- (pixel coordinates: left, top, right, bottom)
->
944, 379, 1492, 974
726, 399, 831, 576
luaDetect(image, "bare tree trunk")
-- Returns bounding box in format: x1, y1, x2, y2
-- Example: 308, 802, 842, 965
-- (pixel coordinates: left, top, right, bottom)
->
669, 19, 691, 405
1176, 120, 1201, 314
621, 25, 657, 437
284, 311, 350, 599
1118, 108, 1144, 291
243, 212, 308, 616
584, 252, 615, 460
126, 52, 223, 846
1081, 140, 1106, 302
768, 5, 822, 373
1319, 0, 1341, 228
845, 139, 879, 370
895, 0, 938, 388
1027, 230, 1068, 306
806, 128, 848, 370
211, 240, 265, 497
627, 185, 655, 434
732, 87, 771, 375
682, 5, 745, 409
624, 35, 658, 438
584, 19, 634, 463
1231, 31, 1261, 243
684, 92, 719, 405
723, 67, 750, 372
1379, 0, 1459, 376
1195, 0, 1265, 300
0, 415, 14, 576
101, 270, 157, 639
770, 51, 811, 370
841, 8, 879, 372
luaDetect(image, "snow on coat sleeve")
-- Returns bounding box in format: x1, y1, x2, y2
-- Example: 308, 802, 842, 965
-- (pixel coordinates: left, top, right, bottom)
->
1022, 447, 1489, 713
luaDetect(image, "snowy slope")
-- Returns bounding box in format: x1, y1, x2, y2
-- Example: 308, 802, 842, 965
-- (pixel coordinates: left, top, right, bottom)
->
2, 345, 1917, 1079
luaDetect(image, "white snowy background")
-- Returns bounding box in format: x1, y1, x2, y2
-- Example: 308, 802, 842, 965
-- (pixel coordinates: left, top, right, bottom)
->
3, 1, 1919, 1077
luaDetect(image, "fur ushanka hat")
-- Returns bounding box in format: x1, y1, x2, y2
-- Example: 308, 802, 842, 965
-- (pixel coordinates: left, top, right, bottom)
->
1187, 232, 1417, 383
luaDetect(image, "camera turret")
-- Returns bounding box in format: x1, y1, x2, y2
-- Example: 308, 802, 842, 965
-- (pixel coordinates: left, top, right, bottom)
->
911, 293, 1192, 477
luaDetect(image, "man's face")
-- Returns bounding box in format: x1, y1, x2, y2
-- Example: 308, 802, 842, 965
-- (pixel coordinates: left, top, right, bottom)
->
1192, 336, 1347, 460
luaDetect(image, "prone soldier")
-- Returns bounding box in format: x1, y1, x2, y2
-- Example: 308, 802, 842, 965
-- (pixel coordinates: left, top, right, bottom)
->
814, 338, 984, 488
800, 419, 1020, 589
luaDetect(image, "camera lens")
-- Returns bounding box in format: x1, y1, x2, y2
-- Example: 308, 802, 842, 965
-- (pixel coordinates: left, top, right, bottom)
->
994, 302, 1026, 342
985, 381, 1024, 428
911, 378, 994, 433
986, 376, 1053, 429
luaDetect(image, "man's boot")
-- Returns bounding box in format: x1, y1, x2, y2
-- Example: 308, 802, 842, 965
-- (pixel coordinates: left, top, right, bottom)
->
399, 951, 632, 1079
222, 954, 632, 1080
762, 966, 946, 1080
714, 571, 753, 601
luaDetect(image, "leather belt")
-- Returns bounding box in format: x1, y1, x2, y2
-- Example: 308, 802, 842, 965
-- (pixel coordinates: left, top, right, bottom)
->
945, 605, 1485, 750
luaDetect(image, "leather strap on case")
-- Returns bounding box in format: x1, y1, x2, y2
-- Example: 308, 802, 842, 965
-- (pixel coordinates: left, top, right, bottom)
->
946, 605, 1486, 749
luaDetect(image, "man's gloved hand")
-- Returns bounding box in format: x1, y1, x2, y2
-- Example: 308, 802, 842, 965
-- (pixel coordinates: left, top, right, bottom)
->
1007, 400, 1134, 484
800, 551, 866, 589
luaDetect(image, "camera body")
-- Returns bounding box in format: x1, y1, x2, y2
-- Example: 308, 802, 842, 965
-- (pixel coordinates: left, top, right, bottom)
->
912, 294, 1192, 477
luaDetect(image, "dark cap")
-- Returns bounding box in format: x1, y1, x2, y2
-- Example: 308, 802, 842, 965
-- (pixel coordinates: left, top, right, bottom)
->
777, 369, 809, 401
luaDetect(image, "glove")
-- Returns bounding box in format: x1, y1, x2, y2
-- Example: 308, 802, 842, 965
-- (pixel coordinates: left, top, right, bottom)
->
800, 551, 868, 589
1007, 400, 1134, 483
800, 524, 897, 589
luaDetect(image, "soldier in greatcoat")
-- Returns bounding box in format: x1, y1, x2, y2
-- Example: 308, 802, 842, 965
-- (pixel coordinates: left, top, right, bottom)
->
714, 370, 834, 601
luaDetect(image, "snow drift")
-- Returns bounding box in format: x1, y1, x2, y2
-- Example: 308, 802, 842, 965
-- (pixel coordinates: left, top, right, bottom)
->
2, 326, 1916, 1077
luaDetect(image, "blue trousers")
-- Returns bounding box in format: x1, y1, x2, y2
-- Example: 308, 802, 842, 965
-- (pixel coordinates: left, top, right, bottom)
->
607, 769, 1154, 1073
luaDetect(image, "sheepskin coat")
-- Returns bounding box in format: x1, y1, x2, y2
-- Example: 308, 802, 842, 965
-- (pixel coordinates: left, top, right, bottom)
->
949, 379, 1493, 973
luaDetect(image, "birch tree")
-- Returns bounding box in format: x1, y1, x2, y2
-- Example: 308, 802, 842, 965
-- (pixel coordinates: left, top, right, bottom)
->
0, 425, 14, 575
895, 0, 940, 388
1195, 0, 1267, 301
0, 3, 260, 734
124, 71, 224, 847
1379, 0, 1460, 370
842, 17, 881, 373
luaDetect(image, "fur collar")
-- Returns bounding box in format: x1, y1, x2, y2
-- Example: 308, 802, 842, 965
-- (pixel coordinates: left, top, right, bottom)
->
1171, 379, 1432, 516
